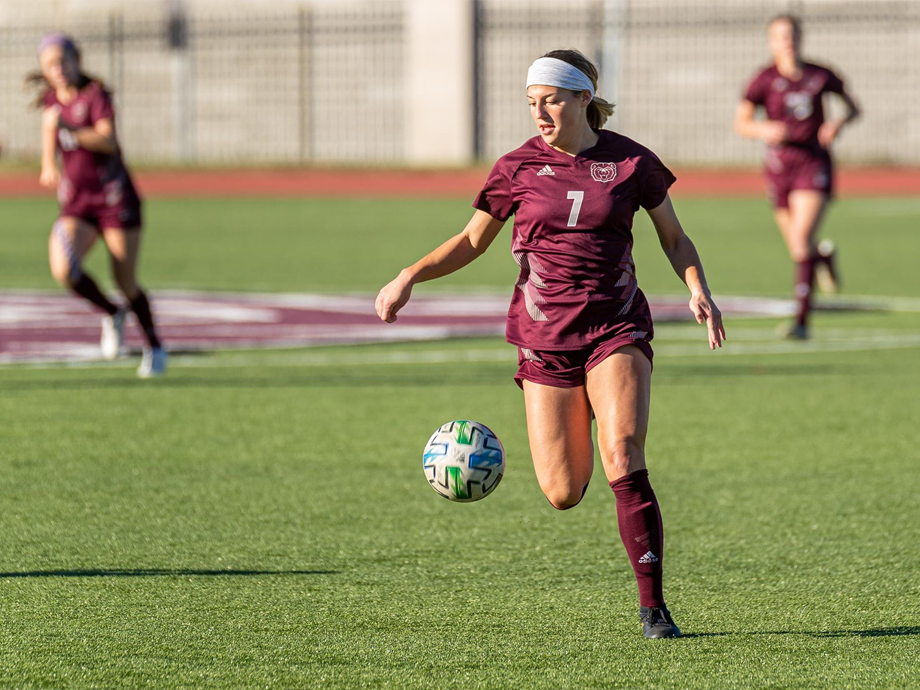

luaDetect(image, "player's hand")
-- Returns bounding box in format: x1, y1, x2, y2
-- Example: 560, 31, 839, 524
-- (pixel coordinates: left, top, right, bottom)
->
375, 271, 414, 323
818, 121, 842, 148
762, 121, 788, 146
39, 164, 59, 190
689, 291, 726, 350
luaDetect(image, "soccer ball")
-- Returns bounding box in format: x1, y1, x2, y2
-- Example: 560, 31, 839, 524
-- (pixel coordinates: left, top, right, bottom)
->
422, 420, 505, 502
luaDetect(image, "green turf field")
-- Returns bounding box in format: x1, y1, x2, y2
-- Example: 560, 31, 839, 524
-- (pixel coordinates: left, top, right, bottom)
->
2, 196, 919, 688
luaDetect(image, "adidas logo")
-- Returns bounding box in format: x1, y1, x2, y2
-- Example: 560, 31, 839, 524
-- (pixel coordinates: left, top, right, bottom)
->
638, 551, 659, 564
536, 165, 555, 176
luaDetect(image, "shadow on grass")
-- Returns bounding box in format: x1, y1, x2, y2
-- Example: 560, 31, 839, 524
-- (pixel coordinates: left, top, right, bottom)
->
0, 568, 338, 578
682, 626, 920, 639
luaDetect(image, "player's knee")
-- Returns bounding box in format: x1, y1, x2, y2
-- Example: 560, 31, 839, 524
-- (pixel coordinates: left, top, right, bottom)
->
50, 221, 82, 287
544, 480, 589, 511
604, 435, 645, 476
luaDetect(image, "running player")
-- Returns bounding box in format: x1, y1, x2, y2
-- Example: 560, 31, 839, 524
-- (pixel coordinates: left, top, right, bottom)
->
28, 33, 166, 376
376, 49, 725, 639
735, 15, 860, 339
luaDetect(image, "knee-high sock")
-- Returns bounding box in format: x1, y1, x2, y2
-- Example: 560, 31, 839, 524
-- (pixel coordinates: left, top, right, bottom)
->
129, 289, 162, 349
71, 274, 118, 316
795, 257, 817, 327
610, 469, 665, 608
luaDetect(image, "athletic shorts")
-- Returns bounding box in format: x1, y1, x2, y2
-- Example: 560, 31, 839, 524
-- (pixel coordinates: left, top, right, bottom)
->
514, 329, 654, 389
764, 145, 833, 210
58, 176, 143, 231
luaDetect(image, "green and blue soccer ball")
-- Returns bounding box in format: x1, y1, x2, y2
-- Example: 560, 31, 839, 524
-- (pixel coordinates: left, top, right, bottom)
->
423, 420, 505, 502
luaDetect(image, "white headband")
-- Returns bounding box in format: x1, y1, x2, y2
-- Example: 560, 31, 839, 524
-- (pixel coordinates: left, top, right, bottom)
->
525, 57, 596, 99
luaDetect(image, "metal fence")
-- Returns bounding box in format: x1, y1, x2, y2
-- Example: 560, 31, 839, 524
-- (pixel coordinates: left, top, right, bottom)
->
2, 0, 919, 166
1, 3, 405, 164
476, 0, 920, 166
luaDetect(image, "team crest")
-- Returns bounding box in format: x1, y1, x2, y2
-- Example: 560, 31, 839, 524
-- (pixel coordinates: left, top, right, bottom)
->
71, 101, 88, 122
590, 162, 617, 184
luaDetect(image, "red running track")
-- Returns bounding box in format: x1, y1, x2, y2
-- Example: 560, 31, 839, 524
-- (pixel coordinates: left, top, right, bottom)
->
1, 167, 919, 200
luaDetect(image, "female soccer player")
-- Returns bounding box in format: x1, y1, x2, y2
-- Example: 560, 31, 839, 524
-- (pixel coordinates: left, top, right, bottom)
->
735, 15, 860, 339
376, 49, 725, 639
29, 33, 166, 377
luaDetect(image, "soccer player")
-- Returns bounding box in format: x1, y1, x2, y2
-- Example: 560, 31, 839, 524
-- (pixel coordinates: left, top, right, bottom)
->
28, 34, 166, 377
735, 15, 860, 339
376, 49, 725, 639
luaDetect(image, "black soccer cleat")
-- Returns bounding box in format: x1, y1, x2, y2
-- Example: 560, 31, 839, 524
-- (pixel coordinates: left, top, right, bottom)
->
640, 606, 681, 639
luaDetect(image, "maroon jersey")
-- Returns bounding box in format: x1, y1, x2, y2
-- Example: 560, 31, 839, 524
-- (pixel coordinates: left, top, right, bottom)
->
43, 80, 139, 218
473, 130, 674, 350
744, 62, 844, 151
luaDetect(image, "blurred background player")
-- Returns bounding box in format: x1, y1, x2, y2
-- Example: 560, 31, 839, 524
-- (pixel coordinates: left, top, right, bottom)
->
377, 49, 725, 639
735, 14, 860, 340
27, 33, 166, 377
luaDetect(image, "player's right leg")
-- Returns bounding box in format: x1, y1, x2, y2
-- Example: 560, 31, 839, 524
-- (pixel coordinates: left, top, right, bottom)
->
521, 380, 594, 510
783, 190, 829, 339
49, 217, 126, 360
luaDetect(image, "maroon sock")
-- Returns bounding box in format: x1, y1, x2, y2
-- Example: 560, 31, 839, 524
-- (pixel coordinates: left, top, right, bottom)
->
610, 469, 665, 608
71, 274, 118, 316
129, 289, 162, 349
795, 257, 816, 328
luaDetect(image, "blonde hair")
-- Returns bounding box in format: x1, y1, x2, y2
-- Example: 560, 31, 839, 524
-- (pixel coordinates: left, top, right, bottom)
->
541, 49, 614, 129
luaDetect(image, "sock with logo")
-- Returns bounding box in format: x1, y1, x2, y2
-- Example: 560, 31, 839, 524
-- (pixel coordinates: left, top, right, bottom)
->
129, 289, 162, 349
610, 469, 665, 608
794, 256, 816, 328
71, 274, 119, 316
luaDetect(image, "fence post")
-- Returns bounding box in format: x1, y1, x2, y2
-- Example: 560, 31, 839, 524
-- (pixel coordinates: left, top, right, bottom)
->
601, 0, 627, 131
404, 0, 475, 165
298, 6, 313, 163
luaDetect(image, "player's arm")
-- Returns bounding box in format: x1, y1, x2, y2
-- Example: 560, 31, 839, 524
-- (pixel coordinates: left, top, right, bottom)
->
375, 210, 505, 323
734, 99, 787, 146
818, 88, 861, 148
39, 106, 61, 189
60, 117, 118, 155
647, 195, 725, 350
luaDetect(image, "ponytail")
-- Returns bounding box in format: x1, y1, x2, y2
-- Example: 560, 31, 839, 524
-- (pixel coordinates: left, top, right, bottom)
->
541, 48, 615, 128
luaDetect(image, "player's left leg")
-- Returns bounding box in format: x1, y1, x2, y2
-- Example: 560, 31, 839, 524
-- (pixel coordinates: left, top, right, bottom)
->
102, 227, 166, 377
785, 190, 829, 338
586, 345, 679, 639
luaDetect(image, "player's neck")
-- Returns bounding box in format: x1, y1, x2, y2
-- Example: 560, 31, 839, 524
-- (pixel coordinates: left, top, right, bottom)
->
776, 57, 803, 80
551, 126, 599, 158
55, 85, 78, 105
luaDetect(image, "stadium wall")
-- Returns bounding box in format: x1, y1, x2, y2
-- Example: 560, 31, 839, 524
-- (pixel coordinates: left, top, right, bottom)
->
1, 0, 918, 167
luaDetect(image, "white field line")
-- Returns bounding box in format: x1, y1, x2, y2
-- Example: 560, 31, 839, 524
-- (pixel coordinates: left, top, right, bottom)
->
8, 332, 920, 371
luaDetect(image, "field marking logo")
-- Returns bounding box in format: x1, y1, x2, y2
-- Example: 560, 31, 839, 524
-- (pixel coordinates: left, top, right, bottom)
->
590, 162, 617, 183
537, 165, 555, 177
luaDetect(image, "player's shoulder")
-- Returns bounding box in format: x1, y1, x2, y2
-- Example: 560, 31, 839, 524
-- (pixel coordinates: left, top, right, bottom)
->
803, 61, 841, 82
749, 63, 778, 85
491, 136, 550, 175
80, 79, 112, 103
41, 89, 59, 108
596, 130, 662, 163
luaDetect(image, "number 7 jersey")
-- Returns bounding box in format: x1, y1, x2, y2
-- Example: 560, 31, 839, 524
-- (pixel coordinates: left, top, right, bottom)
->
473, 129, 675, 350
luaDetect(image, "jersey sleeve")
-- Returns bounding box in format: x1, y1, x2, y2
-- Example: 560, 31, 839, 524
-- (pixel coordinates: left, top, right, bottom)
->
472, 156, 517, 221
638, 153, 676, 211
743, 70, 769, 105
89, 85, 115, 124
824, 68, 845, 95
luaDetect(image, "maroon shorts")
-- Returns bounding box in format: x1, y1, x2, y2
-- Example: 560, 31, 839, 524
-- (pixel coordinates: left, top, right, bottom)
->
514, 329, 653, 389
58, 177, 143, 231
764, 145, 833, 209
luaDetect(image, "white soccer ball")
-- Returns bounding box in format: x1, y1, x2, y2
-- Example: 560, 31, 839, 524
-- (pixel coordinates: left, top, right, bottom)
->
422, 420, 505, 502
